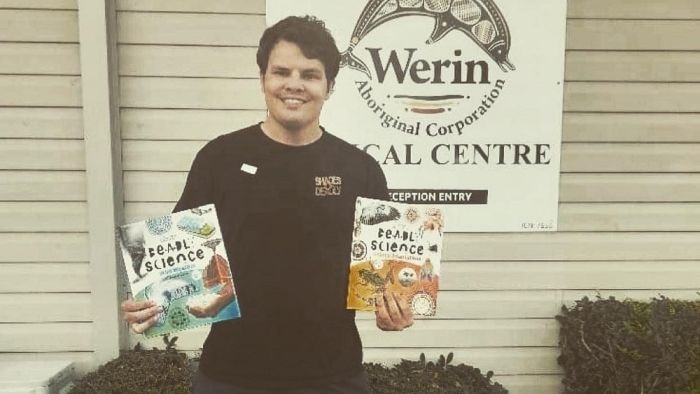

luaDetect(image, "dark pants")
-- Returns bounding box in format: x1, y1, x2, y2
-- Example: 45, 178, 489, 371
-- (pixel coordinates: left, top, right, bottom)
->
191, 370, 372, 394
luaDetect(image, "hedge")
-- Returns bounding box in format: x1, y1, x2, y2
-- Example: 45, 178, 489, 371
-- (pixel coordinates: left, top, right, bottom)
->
69, 336, 508, 393
557, 295, 700, 394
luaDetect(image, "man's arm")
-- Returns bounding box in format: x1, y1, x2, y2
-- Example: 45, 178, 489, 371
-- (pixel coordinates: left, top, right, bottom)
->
121, 143, 216, 334
173, 143, 216, 212
365, 158, 415, 331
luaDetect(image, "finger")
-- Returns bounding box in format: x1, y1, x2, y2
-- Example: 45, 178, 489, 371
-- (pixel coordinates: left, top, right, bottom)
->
121, 299, 155, 313
130, 315, 159, 334
383, 292, 402, 320
374, 293, 390, 320
392, 293, 414, 327
392, 293, 413, 318
374, 294, 391, 329
375, 292, 404, 331
124, 305, 161, 324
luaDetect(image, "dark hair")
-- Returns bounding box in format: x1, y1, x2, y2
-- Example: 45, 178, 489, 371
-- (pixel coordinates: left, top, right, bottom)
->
256, 15, 341, 85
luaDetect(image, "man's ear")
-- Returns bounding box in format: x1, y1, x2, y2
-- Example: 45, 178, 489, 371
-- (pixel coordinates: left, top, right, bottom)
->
259, 72, 265, 93
326, 81, 335, 99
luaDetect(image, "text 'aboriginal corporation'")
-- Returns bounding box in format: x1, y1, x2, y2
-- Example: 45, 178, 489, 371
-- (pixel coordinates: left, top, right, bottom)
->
355, 78, 506, 137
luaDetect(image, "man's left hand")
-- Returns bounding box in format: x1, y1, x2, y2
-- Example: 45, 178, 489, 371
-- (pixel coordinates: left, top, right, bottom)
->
375, 291, 414, 331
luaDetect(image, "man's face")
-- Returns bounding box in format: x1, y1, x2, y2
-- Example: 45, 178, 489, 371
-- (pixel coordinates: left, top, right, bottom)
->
261, 40, 331, 133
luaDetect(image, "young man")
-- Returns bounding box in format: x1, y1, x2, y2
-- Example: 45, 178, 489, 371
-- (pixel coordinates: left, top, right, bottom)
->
121, 16, 413, 392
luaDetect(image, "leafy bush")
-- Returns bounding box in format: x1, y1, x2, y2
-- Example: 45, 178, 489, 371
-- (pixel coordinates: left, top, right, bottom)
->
557, 295, 700, 394
70, 343, 507, 393
69, 336, 192, 394
366, 353, 508, 394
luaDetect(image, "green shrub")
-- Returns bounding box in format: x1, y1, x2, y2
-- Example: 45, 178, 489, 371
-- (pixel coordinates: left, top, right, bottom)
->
70, 343, 507, 393
557, 295, 700, 394
366, 353, 508, 394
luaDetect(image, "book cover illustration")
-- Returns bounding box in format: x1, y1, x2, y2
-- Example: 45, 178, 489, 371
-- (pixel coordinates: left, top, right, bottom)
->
347, 197, 444, 316
117, 204, 241, 337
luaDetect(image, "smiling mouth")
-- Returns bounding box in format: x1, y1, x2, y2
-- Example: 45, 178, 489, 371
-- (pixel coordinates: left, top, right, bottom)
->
281, 97, 306, 106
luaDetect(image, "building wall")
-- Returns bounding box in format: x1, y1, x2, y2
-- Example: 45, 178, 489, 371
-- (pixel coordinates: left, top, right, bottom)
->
117, 0, 700, 392
0, 0, 698, 392
0, 0, 95, 370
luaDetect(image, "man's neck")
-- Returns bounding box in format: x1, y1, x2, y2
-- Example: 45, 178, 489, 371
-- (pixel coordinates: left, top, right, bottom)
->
260, 120, 322, 146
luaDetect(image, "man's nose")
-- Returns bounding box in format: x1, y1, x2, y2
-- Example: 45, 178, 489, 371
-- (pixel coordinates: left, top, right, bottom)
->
284, 74, 304, 91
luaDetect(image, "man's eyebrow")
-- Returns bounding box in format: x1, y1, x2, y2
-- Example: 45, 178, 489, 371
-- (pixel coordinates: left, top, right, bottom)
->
268, 65, 323, 75
301, 68, 323, 75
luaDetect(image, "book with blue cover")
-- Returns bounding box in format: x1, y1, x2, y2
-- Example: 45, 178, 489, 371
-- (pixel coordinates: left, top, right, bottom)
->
117, 204, 241, 337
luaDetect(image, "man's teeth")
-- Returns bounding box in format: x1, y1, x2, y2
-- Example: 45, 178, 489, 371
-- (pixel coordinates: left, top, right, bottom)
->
283, 98, 304, 105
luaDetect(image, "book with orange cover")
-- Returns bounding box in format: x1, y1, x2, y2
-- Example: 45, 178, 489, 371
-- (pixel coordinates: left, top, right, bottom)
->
347, 197, 444, 316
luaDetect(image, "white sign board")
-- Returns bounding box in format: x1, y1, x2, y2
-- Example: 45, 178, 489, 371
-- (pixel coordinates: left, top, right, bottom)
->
267, 0, 567, 232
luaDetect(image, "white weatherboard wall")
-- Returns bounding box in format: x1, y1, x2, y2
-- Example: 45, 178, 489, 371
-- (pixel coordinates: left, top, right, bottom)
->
0, 0, 95, 373
117, 0, 700, 393
0, 0, 695, 392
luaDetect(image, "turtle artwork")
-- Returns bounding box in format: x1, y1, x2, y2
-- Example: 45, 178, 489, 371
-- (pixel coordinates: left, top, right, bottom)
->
358, 201, 401, 225
340, 0, 515, 78
359, 267, 394, 291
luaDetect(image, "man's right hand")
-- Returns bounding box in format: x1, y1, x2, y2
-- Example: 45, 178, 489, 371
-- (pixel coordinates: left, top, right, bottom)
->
121, 299, 160, 334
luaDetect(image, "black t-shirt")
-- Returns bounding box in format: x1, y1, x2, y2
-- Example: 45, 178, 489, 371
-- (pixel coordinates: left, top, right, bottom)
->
174, 124, 388, 389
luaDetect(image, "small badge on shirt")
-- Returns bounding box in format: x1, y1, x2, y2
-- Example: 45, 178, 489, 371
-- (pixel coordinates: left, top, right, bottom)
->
315, 175, 342, 196
240, 163, 257, 175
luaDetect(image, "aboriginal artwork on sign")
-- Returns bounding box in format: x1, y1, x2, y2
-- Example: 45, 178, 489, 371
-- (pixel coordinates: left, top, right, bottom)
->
340, 0, 515, 79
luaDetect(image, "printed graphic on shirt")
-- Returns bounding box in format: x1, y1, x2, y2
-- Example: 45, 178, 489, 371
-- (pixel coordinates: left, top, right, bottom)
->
315, 175, 342, 196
